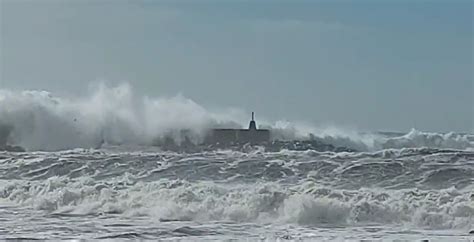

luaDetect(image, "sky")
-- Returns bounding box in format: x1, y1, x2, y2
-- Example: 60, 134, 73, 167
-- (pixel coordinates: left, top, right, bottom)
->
0, 0, 472, 133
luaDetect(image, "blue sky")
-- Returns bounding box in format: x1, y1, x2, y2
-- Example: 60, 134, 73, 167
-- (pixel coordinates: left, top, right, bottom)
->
0, 0, 472, 132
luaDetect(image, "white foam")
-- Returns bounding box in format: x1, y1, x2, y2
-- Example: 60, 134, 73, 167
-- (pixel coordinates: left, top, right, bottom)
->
378, 129, 474, 150
0, 82, 472, 151
1, 177, 472, 230
0, 83, 244, 151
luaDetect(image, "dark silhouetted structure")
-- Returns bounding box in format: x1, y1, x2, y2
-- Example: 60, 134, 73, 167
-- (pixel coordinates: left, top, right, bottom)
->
205, 112, 270, 145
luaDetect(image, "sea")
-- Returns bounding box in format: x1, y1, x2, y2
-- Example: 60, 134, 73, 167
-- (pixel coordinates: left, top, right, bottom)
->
0, 85, 473, 241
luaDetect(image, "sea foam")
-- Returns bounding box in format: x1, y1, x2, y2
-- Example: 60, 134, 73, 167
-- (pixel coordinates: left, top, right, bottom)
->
0, 83, 472, 151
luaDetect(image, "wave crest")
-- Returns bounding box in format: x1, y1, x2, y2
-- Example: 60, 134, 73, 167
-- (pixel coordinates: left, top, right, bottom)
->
2, 178, 472, 230
0, 83, 472, 151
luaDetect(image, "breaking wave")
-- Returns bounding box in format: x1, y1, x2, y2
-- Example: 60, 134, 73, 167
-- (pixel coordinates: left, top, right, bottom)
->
378, 129, 474, 150
0, 83, 472, 151
2, 178, 473, 229
0, 83, 243, 151
0, 149, 473, 230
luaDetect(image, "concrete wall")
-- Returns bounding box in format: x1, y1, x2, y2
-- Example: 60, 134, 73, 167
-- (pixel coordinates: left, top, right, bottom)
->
206, 129, 270, 144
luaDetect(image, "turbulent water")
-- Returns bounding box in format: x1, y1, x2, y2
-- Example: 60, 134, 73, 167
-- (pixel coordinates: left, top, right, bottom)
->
1, 84, 474, 240
1, 146, 473, 241
2, 83, 473, 152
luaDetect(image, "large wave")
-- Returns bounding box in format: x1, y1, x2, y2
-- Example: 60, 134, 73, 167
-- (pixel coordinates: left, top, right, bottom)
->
0, 83, 472, 151
2, 175, 472, 230
0, 147, 473, 231
0, 83, 243, 151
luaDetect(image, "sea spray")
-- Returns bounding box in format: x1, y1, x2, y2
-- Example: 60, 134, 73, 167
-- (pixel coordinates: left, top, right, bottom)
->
0, 82, 472, 151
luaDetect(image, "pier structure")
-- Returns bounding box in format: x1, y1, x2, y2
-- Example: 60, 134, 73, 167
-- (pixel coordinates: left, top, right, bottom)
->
205, 112, 270, 145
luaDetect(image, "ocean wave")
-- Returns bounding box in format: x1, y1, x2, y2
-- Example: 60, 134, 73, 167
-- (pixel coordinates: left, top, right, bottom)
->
1, 177, 472, 230
0, 83, 472, 151
1, 148, 473, 189
0, 83, 242, 151
378, 129, 474, 150
0, 148, 473, 233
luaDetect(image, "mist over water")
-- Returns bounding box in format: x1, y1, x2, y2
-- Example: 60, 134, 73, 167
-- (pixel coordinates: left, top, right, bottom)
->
1, 82, 472, 152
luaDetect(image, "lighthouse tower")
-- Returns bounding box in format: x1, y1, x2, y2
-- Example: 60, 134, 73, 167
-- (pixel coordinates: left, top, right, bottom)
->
248, 112, 257, 130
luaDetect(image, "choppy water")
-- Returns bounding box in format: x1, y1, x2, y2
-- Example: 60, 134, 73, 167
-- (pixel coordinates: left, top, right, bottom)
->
1, 147, 473, 241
